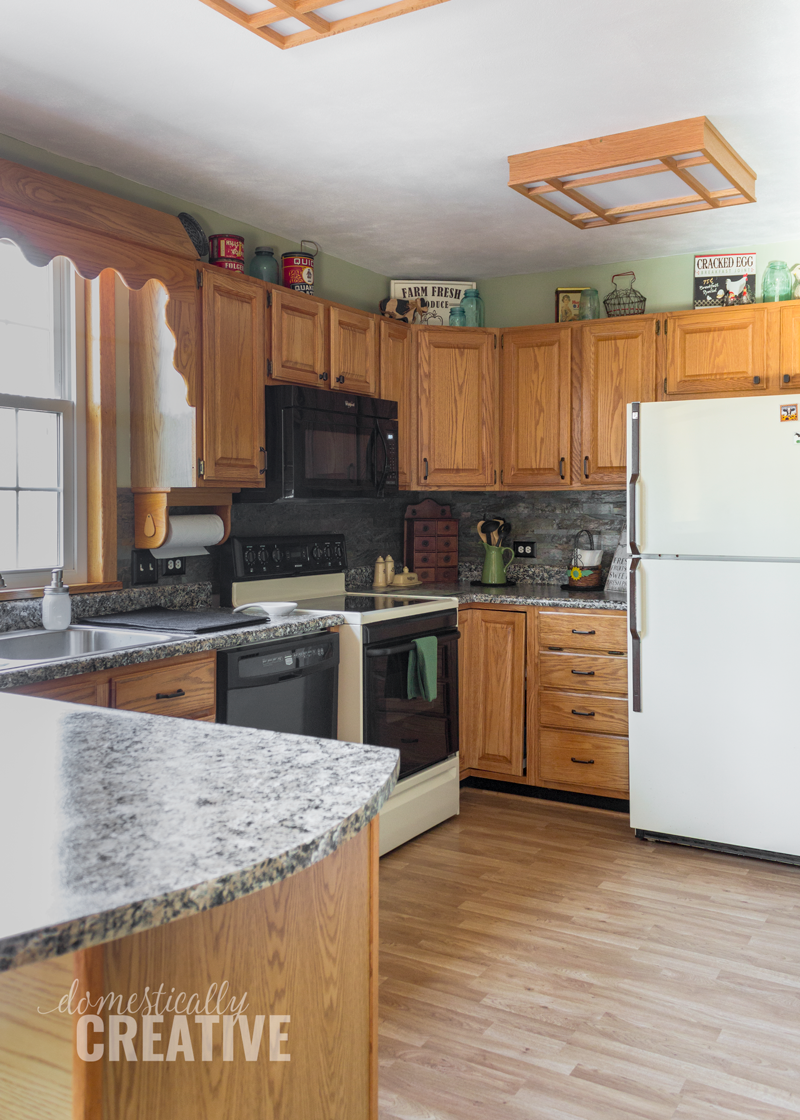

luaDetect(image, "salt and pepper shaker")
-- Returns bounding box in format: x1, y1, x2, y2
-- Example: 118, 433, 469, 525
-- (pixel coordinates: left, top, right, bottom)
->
373, 556, 387, 587
385, 554, 395, 584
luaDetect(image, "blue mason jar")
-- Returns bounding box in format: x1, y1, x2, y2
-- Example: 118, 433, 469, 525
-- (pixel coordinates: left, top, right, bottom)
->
449, 305, 466, 327
460, 288, 485, 327
248, 246, 279, 284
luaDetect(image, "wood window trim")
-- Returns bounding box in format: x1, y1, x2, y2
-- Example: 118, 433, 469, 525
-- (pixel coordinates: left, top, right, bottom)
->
85, 271, 118, 584
0, 582, 122, 602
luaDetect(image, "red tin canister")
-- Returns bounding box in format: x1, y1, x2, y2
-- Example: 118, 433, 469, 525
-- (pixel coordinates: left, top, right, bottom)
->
281, 251, 315, 295
208, 234, 244, 261
209, 258, 244, 273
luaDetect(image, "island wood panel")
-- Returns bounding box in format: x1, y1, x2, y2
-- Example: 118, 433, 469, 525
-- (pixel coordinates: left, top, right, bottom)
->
458, 607, 525, 776
200, 267, 266, 485
269, 288, 326, 385
103, 824, 374, 1120
0, 952, 76, 1120
378, 319, 413, 488
577, 316, 657, 487
499, 326, 571, 488
664, 306, 773, 396
329, 306, 377, 394
417, 328, 496, 489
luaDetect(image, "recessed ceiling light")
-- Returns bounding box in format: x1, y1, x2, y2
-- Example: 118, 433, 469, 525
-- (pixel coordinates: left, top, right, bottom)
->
508, 117, 756, 229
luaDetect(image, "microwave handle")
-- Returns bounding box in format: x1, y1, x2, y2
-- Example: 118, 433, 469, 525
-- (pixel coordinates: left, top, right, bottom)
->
376, 423, 390, 492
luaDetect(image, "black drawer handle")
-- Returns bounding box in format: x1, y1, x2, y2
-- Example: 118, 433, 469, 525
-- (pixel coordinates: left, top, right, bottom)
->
571, 669, 595, 676
156, 688, 185, 700
571, 757, 595, 765
559, 456, 565, 480
572, 629, 596, 635
400, 738, 420, 744
548, 645, 563, 651
571, 709, 595, 717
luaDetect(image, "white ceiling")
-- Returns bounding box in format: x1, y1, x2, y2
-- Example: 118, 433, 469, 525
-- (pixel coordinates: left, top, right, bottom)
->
1, 0, 798, 278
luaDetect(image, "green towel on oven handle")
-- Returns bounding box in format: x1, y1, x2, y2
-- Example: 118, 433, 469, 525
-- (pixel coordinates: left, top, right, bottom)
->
406, 635, 438, 702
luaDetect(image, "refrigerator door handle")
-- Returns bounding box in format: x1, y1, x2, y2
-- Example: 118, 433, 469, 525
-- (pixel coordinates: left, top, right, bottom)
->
629, 401, 640, 556
630, 556, 641, 712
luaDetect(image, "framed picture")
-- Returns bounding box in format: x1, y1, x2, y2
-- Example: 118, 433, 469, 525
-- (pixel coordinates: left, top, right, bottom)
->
555, 287, 590, 323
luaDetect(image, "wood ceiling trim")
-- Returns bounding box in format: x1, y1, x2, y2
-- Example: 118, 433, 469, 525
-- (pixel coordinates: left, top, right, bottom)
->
508, 117, 756, 230
199, 0, 450, 47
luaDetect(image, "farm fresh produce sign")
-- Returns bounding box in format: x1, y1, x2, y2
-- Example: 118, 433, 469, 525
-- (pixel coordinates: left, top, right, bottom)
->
390, 280, 476, 324
693, 253, 756, 308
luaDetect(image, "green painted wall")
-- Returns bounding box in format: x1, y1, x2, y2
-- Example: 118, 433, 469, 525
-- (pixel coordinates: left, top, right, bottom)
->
479, 240, 800, 329
0, 132, 389, 312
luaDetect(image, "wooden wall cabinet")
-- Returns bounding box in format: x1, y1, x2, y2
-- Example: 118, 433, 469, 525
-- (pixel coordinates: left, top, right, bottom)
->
379, 318, 413, 488
778, 302, 800, 390
663, 306, 773, 397
329, 305, 378, 393
417, 327, 497, 490
499, 325, 572, 489
577, 316, 658, 487
459, 606, 526, 776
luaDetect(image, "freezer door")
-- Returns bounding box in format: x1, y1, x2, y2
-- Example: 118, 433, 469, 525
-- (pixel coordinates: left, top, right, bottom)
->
628, 557, 800, 856
628, 396, 800, 558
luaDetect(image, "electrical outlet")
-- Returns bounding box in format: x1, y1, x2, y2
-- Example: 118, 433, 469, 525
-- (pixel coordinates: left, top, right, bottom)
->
513, 540, 537, 559
160, 557, 187, 577
131, 549, 158, 585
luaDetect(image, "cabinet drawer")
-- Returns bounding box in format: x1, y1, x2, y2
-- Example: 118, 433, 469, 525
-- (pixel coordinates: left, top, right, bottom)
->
415, 568, 437, 583
413, 521, 438, 535
538, 728, 629, 792
539, 690, 628, 735
538, 611, 627, 654
414, 536, 437, 551
111, 655, 216, 718
538, 652, 628, 695
437, 520, 458, 537
437, 537, 456, 553
414, 551, 438, 567
438, 567, 458, 582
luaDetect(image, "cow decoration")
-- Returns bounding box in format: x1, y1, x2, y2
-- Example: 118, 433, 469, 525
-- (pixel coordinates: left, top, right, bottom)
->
379, 297, 430, 324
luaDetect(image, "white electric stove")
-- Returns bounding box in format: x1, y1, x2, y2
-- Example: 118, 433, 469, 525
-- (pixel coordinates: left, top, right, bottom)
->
220, 535, 460, 854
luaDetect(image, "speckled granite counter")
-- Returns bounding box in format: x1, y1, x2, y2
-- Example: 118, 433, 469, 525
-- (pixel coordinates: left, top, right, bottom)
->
0, 693, 398, 972
349, 580, 627, 612
0, 613, 346, 691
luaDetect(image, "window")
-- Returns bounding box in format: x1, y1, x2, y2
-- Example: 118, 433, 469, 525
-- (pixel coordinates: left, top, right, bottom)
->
0, 242, 86, 587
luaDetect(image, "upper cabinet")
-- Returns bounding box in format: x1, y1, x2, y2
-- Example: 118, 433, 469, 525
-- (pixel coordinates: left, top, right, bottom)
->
578, 316, 658, 487
663, 306, 772, 397
779, 303, 800, 391
499, 325, 572, 489
417, 327, 497, 490
268, 286, 378, 394
200, 266, 266, 485
379, 319, 413, 490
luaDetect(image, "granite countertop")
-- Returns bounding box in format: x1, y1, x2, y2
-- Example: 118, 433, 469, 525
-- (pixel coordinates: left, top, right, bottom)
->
0, 613, 346, 691
0, 693, 398, 972
352, 580, 627, 612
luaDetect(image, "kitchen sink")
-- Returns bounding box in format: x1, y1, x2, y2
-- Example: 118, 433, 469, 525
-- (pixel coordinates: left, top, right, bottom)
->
0, 626, 176, 668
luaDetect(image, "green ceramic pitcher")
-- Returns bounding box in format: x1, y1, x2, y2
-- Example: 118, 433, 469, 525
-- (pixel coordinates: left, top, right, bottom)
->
481, 542, 514, 585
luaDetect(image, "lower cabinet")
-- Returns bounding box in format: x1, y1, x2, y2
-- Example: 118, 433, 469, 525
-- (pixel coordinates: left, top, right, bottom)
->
9, 651, 217, 721
459, 604, 629, 798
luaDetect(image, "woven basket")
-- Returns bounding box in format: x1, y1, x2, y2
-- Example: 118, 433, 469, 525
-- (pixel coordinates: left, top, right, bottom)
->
603, 271, 646, 317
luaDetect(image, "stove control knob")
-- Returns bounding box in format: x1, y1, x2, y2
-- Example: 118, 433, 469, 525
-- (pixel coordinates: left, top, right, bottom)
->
312, 545, 322, 560
271, 546, 281, 563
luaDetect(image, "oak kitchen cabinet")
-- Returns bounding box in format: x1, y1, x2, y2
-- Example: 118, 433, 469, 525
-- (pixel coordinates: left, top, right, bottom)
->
379, 318, 413, 489
416, 327, 497, 489
458, 606, 526, 776
268, 285, 379, 395
9, 651, 218, 721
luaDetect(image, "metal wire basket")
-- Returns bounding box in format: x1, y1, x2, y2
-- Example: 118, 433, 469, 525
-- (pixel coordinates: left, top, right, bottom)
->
603, 271, 646, 317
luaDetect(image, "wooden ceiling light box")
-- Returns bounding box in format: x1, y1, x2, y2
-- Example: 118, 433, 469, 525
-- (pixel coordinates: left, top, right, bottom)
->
198, 0, 450, 49
508, 117, 756, 229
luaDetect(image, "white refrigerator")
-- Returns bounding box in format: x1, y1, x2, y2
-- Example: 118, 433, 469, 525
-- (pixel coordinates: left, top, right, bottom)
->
627, 394, 800, 862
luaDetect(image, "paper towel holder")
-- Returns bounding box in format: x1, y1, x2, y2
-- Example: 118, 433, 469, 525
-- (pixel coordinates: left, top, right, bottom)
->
132, 488, 235, 550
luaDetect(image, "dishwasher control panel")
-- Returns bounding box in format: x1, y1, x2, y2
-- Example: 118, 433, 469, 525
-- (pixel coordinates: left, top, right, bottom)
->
228, 634, 338, 684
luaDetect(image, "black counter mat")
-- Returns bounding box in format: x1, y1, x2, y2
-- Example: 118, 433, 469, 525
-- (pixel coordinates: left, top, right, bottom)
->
89, 608, 260, 633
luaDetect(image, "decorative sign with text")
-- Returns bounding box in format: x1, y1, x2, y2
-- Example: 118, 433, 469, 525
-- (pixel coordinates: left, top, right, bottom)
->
389, 279, 476, 324
694, 253, 756, 308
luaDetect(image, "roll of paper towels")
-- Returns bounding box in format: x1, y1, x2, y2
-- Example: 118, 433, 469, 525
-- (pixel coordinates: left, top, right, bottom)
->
150, 514, 225, 559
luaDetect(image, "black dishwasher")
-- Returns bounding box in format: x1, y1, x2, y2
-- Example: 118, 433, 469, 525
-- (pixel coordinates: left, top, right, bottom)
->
217, 633, 339, 738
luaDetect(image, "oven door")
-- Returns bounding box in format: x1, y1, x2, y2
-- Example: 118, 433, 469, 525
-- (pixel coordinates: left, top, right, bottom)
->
285, 407, 392, 499
363, 612, 459, 780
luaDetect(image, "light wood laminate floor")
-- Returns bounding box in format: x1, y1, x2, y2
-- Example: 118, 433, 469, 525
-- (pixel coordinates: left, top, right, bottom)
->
378, 788, 800, 1120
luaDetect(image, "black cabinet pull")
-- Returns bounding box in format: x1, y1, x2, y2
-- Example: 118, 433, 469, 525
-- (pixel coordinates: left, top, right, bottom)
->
784, 374, 791, 384
571, 669, 595, 676
572, 629, 595, 635
571, 757, 595, 765
156, 688, 185, 700
547, 645, 563, 651
335, 374, 345, 384
753, 375, 761, 385
259, 446, 267, 475
400, 738, 420, 744
559, 457, 565, 480
423, 457, 429, 480
319, 372, 328, 381
583, 456, 589, 479
571, 709, 595, 717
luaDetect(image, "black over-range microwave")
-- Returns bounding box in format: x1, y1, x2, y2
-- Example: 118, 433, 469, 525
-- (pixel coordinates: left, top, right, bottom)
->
236, 385, 399, 503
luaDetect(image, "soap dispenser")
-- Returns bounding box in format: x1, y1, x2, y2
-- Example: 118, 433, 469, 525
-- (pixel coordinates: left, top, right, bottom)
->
42, 569, 71, 630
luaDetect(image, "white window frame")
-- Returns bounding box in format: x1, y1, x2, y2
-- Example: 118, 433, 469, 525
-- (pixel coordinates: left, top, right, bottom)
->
0, 255, 87, 589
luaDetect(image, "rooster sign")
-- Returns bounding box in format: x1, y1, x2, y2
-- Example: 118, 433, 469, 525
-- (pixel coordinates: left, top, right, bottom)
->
694, 253, 756, 309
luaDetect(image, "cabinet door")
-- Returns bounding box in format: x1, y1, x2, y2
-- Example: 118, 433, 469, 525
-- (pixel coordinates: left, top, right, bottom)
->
459, 608, 525, 775
664, 307, 773, 396
579, 317, 657, 486
417, 328, 496, 489
379, 319, 413, 488
270, 288, 326, 386
201, 268, 266, 485
500, 326, 571, 488
11, 673, 110, 706
330, 306, 378, 394
779, 302, 800, 390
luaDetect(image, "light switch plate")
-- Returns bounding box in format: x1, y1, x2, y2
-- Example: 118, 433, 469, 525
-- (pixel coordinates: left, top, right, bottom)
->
131, 549, 158, 585
513, 540, 537, 559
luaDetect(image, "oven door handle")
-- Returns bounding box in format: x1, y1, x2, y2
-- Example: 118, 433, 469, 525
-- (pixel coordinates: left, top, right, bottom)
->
365, 632, 461, 658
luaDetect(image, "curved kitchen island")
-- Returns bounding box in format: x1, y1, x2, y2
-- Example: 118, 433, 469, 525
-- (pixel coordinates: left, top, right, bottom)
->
0, 692, 398, 1120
